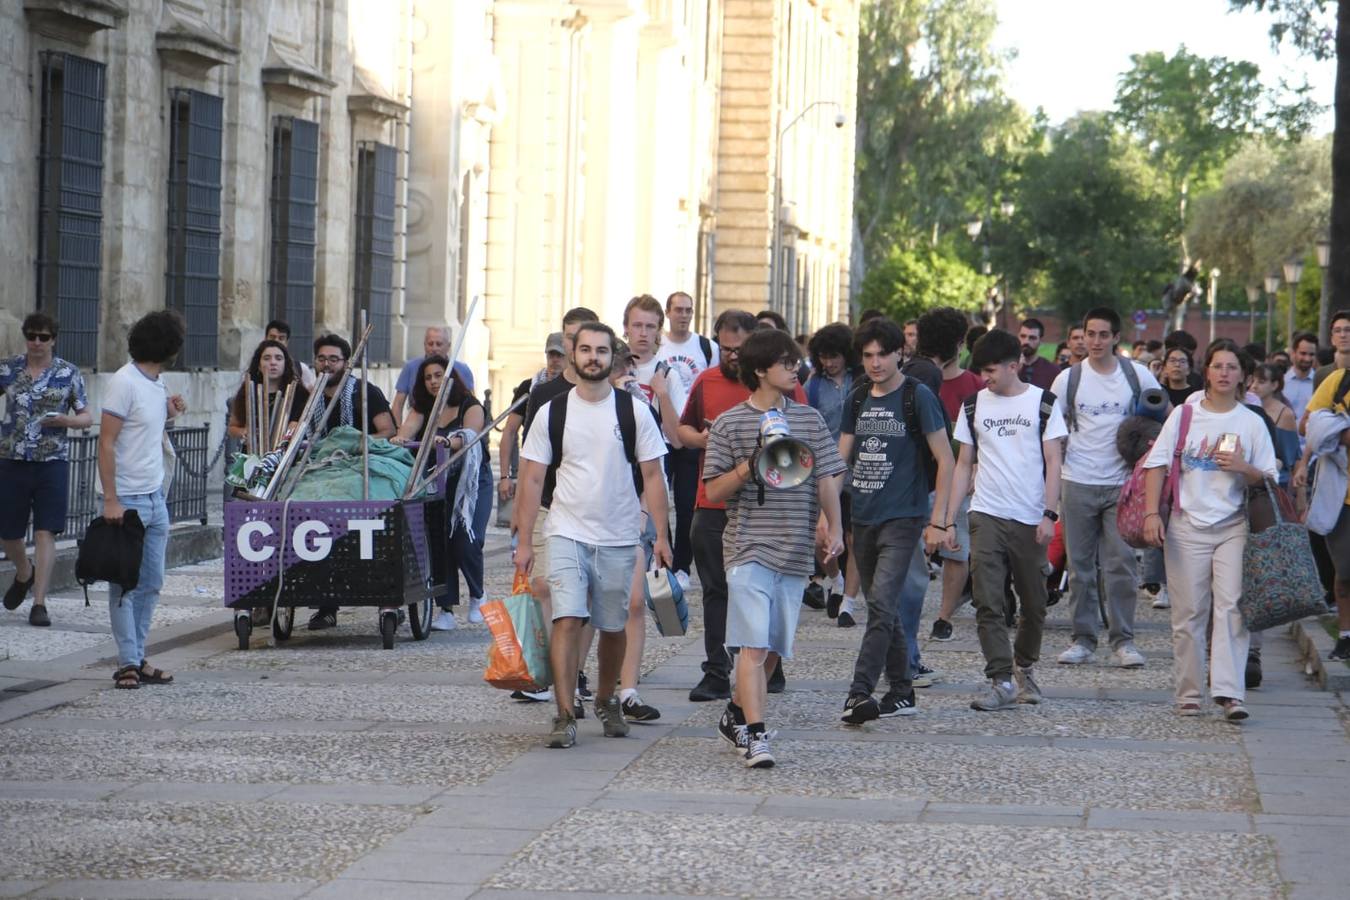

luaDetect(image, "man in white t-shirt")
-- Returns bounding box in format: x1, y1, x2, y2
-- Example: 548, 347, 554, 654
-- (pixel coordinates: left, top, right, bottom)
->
654, 291, 718, 586
1050, 308, 1166, 669
946, 329, 1067, 710
98, 311, 188, 690
515, 321, 672, 750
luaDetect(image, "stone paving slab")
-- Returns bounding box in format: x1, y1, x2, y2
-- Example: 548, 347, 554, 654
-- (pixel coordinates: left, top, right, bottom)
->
682, 687, 1242, 743
27, 879, 316, 899
487, 808, 1282, 899
0, 799, 417, 882
0, 623, 110, 661
0, 726, 530, 787
611, 735, 1258, 811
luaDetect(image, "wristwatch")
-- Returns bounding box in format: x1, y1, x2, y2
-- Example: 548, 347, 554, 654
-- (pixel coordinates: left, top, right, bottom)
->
1042, 509, 1059, 522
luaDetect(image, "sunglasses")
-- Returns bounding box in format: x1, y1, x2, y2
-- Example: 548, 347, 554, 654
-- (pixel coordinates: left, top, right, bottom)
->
25, 332, 54, 342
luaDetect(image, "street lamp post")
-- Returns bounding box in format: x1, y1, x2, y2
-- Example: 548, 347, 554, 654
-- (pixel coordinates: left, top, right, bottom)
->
1282, 255, 1305, 354
1245, 284, 1260, 343
770, 100, 843, 313
1317, 235, 1331, 345
1208, 267, 1220, 346
1263, 272, 1281, 352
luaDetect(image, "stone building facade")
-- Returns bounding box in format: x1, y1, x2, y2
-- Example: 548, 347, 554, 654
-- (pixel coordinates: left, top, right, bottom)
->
0, 0, 860, 440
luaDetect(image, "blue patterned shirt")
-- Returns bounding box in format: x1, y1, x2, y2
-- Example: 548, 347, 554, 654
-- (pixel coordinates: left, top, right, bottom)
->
0, 355, 89, 461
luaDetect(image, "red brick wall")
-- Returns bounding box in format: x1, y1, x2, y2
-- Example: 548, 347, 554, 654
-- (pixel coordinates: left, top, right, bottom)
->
1018, 309, 1261, 348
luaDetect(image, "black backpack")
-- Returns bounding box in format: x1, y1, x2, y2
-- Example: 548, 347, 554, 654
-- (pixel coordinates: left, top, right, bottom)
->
547, 388, 643, 497
847, 377, 948, 492
75, 510, 145, 606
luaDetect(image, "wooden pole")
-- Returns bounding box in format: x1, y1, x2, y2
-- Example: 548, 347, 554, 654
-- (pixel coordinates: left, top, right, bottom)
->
359, 309, 370, 501
409, 391, 526, 498
258, 371, 330, 500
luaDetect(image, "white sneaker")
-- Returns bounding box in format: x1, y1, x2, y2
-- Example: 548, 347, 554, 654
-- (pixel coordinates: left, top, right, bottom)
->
1057, 643, 1093, 665
1113, 644, 1147, 668
467, 598, 485, 624
431, 610, 458, 631
1151, 588, 1170, 609
675, 570, 691, 592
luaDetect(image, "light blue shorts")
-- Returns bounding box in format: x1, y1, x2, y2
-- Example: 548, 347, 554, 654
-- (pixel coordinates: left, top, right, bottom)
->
725, 561, 808, 659
938, 494, 971, 563
547, 536, 637, 633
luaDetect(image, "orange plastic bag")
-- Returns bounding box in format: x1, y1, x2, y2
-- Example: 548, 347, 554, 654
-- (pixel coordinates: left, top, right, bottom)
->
483, 572, 552, 691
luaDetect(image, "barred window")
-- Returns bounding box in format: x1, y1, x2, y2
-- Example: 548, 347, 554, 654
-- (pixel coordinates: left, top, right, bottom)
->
268, 116, 319, 355
353, 141, 395, 363
695, 226, 715, 336
36, 52, 105, 368
166, 89, 223, 368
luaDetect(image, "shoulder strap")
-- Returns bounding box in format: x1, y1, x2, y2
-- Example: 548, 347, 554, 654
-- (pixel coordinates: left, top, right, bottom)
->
962, 394, 979, 461
614, 388, 637, 466
1333, 369, 1350, 411
1038, 390, 1057, 437
547, 389, 571, 473
1169, 403, 1193, 513
848, 379, 869, 432
1065, 364, 1081, 432
698, 334, 713, 367
1119, 358, 1142, 410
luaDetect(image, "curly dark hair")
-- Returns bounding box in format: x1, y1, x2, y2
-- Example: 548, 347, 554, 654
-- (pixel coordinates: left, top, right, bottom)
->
127, 310, 185, 364
410, 354, 470, 417
807, 323, 857, 372
739, 328, 800, 390
917, 306, 969, 363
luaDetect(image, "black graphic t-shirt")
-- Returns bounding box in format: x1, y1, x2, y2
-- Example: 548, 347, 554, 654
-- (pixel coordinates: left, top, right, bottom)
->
841, 379, 945, 525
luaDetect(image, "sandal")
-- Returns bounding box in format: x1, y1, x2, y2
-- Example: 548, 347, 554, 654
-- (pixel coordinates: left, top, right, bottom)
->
137, 660, 174, 685
114, 665, 140, 690
1176, 702, 1202, 717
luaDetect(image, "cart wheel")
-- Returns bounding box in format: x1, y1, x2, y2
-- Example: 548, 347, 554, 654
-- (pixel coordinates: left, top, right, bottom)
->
380, 610, 397, 650
234, 614, 252, 651
272, 606, 295, 641
408, 596, 433, 641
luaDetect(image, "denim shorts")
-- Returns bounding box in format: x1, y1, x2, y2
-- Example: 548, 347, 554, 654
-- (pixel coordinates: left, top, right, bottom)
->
726, 561, 808, 658
547, 536, 638, 632
0, 459, 69, 539
938, 494, 971, 563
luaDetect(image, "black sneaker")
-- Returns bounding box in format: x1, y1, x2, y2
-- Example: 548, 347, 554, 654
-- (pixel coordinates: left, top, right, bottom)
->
622, 694, 661, 722
742, 732, 775, 768
929, 618, 953, 641
837, 610, 856, 628
1245, 652, 1263, 689
840, 693, 880, 725
307, 610, 337, 630
767, 660, 786, 694
718, 705, 747, 751
28, 604, 50, 627
576, 671, 594, 702
826, 592, 843, 619
1329, 636, 1350, 662
912, 664, 938, 688
878, 689, 918, 718
689, 672, 732, 702
802, 581, 826, 610
3, 563, 33, 611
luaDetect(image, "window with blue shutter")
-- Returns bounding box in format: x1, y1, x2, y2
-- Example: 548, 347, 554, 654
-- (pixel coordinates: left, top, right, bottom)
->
36, 52, 105, 368
354, 141, 395, 363
268, 116, 319, 354
166, 89, 223, 368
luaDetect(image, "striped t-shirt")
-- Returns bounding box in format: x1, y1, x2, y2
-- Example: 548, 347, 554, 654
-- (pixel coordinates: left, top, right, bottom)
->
703, 399, 846, 576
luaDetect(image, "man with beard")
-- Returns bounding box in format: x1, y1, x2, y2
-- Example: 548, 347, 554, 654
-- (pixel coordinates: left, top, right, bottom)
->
515, 322, 672, 749
1017, 319, 1060, 389
678, 310, 806, 701
1066, 325, 1088, 367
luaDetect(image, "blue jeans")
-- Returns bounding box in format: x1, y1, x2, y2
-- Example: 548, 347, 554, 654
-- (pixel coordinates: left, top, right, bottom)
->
896, 492, 934, 670
108, 490, 169, 668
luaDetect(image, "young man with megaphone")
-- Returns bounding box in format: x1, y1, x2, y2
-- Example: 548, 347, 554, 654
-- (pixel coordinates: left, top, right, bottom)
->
702, 328, 846, 768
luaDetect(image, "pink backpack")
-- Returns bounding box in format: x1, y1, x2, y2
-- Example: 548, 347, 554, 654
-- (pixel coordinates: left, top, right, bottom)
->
1117, 404, 1191, 549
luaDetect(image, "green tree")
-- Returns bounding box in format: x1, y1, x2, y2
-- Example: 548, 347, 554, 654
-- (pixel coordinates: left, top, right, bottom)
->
1000, 114, 1176, 325
857, 245, 988, 322
853, 0, 1026, 277
1114, 46, 1319, 266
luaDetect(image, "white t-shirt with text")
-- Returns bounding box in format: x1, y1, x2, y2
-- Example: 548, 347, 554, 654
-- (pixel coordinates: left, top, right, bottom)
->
1051, 359, 1160, 486
954, 385, 1068, 526
102, 362, 168, 497
655, 332, 718, 416
520, 388, 668, 546
1142, 401, 1277, 527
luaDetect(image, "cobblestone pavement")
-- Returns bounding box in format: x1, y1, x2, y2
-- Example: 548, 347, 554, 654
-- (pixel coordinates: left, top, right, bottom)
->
2, 524, 1348, 898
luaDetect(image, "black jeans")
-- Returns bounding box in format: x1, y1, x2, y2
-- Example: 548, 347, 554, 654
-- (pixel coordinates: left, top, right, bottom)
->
849, 517, 924, 696
691, 507, 731, 680
666, 447, 701, 575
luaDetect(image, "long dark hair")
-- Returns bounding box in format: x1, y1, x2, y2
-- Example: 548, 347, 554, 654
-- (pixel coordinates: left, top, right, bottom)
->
231, 339, 300, 423
410, 355, 470, 417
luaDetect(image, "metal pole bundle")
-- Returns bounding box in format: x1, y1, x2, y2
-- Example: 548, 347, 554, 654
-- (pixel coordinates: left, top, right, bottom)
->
403, 296, 478, 499
359, 309, 371, 502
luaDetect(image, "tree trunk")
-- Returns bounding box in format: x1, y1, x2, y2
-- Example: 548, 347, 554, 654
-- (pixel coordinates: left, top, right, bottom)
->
1331, 0, 1350, 316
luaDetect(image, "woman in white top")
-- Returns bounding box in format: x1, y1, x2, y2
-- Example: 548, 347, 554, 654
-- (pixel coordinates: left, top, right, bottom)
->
1141, 339, 1277, 721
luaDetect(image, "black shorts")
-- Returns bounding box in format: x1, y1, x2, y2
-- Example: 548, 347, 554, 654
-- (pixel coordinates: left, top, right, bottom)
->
0, 458, 70, 539
1328, 504, 1350, 582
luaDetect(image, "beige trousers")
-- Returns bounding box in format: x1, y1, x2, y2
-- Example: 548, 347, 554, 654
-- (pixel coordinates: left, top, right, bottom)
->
1164, 511, 1250, 704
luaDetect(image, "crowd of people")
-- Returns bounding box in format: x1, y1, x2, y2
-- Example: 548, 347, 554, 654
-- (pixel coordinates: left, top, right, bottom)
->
2, 296, 1348, 759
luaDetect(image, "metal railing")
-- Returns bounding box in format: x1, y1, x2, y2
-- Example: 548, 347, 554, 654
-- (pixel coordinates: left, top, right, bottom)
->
22, 425, 212, 545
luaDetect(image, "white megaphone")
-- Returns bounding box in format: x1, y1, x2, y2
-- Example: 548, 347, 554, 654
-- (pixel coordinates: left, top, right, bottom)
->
754, 408, 815, 490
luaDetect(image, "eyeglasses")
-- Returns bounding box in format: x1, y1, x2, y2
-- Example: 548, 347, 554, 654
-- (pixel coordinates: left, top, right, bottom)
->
1332, 326, 1350, 336
315, 354, 346, 364
24, 332, 53, 343
717, 344, 741, 357
775, 356, 800, 370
